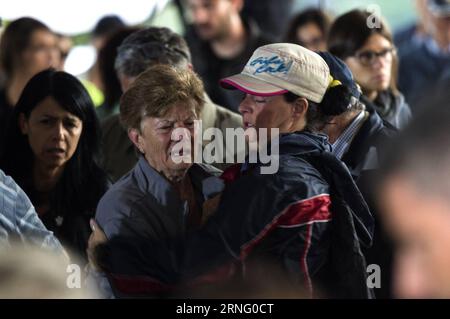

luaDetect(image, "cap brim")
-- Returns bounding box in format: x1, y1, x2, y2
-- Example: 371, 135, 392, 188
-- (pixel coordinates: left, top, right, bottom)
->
220, 73, 288, 97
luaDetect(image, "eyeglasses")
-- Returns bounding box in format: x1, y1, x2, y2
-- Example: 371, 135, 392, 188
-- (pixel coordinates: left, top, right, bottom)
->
353, 47, 396, 66
297, 37, 324, 50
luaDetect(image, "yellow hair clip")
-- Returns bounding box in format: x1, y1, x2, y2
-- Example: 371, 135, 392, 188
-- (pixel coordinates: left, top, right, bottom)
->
328, 75, 342, 89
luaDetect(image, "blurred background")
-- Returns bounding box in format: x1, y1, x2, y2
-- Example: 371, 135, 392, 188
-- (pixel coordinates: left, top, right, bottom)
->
0, 0, 416, 77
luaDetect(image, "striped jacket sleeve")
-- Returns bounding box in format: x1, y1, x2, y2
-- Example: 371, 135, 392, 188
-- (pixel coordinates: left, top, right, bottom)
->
0, 170, 65, 254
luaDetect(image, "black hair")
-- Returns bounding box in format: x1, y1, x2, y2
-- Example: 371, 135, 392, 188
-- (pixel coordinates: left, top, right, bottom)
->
327, 10, 394, 60
0, 17, 51, 78
283, 84, 353, 131
284, 8, 332, 45
92, 15, 126, 38
98, 26, 141, 110
115, 27, 191, 77
0, 69, 108, 223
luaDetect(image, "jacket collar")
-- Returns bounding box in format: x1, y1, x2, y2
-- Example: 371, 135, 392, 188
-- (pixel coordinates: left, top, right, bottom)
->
133, 156, 224, 208
241, 131, 332, 173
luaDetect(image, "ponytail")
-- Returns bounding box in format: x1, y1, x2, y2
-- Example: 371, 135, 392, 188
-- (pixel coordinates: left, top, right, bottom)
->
319, 84, 352, 116
283, 83, 354, 132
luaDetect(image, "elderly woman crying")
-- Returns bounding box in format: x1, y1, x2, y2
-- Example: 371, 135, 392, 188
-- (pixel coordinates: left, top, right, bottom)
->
94, 64, 224, 244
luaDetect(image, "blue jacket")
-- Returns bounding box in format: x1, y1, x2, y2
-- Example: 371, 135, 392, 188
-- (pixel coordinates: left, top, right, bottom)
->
398, 41, 450, 109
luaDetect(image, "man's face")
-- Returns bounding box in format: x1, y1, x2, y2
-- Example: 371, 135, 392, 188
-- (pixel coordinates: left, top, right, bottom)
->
380, 175, 450, 298
187, 0, 235, 41
429, 14, 450, 50
22, 30, 59, 77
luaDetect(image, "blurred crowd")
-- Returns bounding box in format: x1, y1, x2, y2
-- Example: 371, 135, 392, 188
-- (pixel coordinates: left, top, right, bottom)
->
0, 0, 449, 299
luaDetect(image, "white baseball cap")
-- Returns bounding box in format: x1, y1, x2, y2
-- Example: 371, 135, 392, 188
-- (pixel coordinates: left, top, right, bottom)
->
220, 43, 330, 103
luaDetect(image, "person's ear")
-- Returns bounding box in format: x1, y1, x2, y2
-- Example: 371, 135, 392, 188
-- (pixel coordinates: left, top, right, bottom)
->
18, 113, 29, 135
128, 128, 145, 154
292, 98, 309, 120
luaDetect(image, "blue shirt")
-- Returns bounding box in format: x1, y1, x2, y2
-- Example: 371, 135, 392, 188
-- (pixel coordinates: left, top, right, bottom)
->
0, 169, 64, 253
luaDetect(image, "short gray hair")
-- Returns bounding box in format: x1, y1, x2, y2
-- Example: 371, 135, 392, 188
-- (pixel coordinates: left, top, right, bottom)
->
115, 27, 191, 77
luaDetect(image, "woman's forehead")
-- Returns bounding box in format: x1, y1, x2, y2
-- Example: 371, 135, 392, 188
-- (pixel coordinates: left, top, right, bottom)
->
157, 104, 198, 121
359, 33, 392, 51
32, 96, 80, 119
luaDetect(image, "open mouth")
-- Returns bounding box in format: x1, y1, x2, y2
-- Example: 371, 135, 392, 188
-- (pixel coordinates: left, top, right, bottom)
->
169, 147, 191, 157
46, 147, 65, 156
244, 122, 255, 129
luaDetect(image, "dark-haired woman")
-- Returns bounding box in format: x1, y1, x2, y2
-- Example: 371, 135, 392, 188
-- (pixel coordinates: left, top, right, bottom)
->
96, 26, 141, 121
0, 17, 59, 151
327, 9, 412, 129
0, 69, 109, 259
284, 7, 332, 52
89, 44, 374, 298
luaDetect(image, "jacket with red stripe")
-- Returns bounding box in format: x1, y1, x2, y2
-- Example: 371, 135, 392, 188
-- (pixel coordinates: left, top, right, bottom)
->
98, 131, 374, 298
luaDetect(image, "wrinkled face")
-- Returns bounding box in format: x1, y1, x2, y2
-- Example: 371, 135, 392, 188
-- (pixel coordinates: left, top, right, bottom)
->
238, 94, 295, 140
296, 23, 326, 52
345, 33, 394, 94
21, 30, 59, 76
20, 96, 83, 170
135, 104, 198, 173
187, 0, 234, 41
380, 175, 450, 298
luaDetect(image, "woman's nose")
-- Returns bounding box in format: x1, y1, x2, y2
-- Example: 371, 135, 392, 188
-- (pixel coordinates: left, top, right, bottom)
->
238, 95, 252, 115
172, 126, 191, 142
372, 54, 390, 70
52, 122, 65, 140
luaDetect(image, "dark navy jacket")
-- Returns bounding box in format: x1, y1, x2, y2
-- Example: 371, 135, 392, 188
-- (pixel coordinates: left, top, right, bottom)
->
398, 41, 450, 109
341, 109, 397, 298
97, 132, 374, 298
342, 109, 397, 183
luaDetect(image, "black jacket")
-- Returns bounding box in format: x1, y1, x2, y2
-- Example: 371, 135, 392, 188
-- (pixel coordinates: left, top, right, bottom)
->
341, 108, 397, 298
98, 132, 374, 298
342, 108, 397, 183
360, 90, 411, 130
